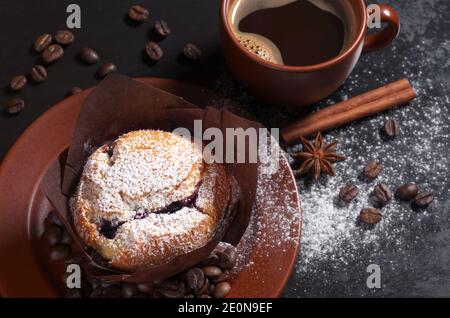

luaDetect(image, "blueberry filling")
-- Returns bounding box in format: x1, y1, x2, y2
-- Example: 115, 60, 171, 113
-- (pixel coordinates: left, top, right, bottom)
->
99, 218, 124, 239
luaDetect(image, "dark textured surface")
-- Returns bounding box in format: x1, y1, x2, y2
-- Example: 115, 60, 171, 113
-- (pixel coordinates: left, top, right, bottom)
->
0, 0, 449, 297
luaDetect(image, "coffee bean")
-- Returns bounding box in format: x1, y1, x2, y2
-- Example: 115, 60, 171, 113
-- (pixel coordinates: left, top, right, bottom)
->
217, 246, 237, 270
145, 42, 163, 62
363, 160, 383, 179
208, 282, 215, 295
370, 183, 392, 207
50, 244, 71, 261
154, 19, 171, 38
10, 75, 27, 91
55, 30, 75, 45
5, 98, 25, 115
128, 5, 149, 22
71, 86, 82, 95
79, 47, 99, 65
183, 43, 202, 61
384, 118, 400, 137
414, 192, 434, 208
31, 65, 47, 82
97, 63, 117, 78
202, 266, 222, 279
43, 225, 62, 246
396, 183, 419, 201
339, 183, 359, 204
213, 282, 231, 298
121, 283, 139, 298
202, 253, 220, 267
195, 278, 210, 296
60, 231, 72, 245
42, 44, 64, 64
186, 267, 205, 291
211, 269, 230, 284
154, 278, 186, 298
359, 208, 382, 225
198, 294, 211, 298
136, 282, 154, 294
34, 33, 52, 52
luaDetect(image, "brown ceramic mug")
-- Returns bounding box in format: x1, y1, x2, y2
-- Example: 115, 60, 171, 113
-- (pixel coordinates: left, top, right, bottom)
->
220, 0, 400, 106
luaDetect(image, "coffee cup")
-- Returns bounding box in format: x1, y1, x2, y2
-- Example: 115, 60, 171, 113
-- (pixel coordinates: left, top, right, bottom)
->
220, 0, 400, 106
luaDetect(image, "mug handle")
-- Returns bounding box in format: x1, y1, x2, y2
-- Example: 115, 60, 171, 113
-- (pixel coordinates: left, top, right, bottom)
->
363, 4, 400, 53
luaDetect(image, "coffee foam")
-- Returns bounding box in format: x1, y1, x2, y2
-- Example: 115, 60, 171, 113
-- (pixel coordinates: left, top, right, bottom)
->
230, 0, 349, 65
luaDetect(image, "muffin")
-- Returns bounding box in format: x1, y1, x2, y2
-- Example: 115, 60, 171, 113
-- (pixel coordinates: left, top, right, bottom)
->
73, 130, 237, 272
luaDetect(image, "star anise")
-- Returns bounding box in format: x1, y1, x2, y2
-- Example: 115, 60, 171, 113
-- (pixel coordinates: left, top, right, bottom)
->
291, 132, 345, 181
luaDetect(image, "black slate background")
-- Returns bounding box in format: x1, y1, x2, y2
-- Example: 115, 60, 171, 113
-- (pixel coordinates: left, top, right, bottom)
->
0, 0, 449, 297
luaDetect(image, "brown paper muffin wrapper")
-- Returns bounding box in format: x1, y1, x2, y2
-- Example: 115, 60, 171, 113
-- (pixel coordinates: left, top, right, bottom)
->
40, 75, 261, 283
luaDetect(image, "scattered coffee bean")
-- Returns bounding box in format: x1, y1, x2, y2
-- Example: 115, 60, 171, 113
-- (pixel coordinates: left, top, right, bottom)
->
413, 192, 434, 208
202, 253, 220, 267
79, 47, 99, 65
154, 278, 186, 298
145, 41, 163, 62
121, 283, 139, 298
363, 160, 383, 179
396, 183, 419, 201
384, 118, 401, 137
183, 43, 202, 61
55, 30, 75, 45
217, 247, 237, 269
5, 98, 25, 115
211, 269, 230, 284
42, 44, 64, 64
128, 5, 149, 22
202, 266, 222, 279
31, 65, 47, 82
213, 282, 231, 298
154, 19, 171, 38
10, 75, 27, 91
359, 208, 382, 225
186, 267, 205, 291
97, 62, 117, 78
71, 86, 82, 95
43, 225, 62, 246
34, 33, 52, 52
195, 278, 210, 296
370, 183, 392, 207
339, 183, 359, 204
50, 244, 71, 261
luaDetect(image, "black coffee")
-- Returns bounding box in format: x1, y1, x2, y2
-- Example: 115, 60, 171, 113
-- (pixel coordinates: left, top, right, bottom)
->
232, 0, 345, 66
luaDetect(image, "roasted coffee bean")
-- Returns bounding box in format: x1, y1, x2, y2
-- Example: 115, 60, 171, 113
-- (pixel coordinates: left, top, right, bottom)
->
208, 282, 215, 295
195, 278, 210, 296
339, 183, 359, 204
145, 42, 163, 62
79, 47, 99, 65
10, 75, 27, 91
217, 246, 237, 269
55, 30, 75, 45
154, 19, 171, 38
363, 160, 383, 179
154, 278, 185, 298
414, 192, 434, 208
384, 118, 401, 137
396, 183, 419, 201
186, 267, 205, 291
202, 266, 222, 279
136, 282, 154, 294
50, 244, 71, 261
211, 269, 230, 284
42, 44, 64, 64
71, 86, 82, 95
31, 65, 47, 82
128, 5, 149, 22
202, 253, 220, 266
183, 43, 202, 61
213, 282, 231, 298
121, 283, 139, 298
43, 225, 62, 246
34, 33, 52, 52
97, 63, 117, 78
5, 98, 25, 115
370, 183, 392, 207
359, 208, 382, 225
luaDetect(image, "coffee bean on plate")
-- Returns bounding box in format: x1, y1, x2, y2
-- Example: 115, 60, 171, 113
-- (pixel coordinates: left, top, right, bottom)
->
50, 244, 71, 261
183, 43, 202, 61
145, 42, 163, 62
384, 118, 400, 137
370, 183, 392, 207
97, 62, 117, 78
31, 65, 47, 82
71, 86, 82, 95
42, 44, 64, 64
213, 282, 231, 298
217, 246, 237, 269
55, 30, 75, 45
363, 160, 383, 179
121, 283, 139, 298
79, 47, 99, 65
5, 98, 25, 115
128, 5, 149, 22
43, 224, 62, 246
413, 192, 434, 208
34, 33, 52, 52
154, 19, 171, 38
359, 208, 382, 225
339, 183, 359, 204
396, 183, 419, 201
202, 266, 222, 279
10, 75, 27, 91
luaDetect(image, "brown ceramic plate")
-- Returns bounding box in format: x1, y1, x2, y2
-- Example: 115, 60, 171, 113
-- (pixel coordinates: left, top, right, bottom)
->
0, 78, 301, 298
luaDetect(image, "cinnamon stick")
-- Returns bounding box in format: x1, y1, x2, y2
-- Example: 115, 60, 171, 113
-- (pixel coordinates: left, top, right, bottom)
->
282, 80, 417, 144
